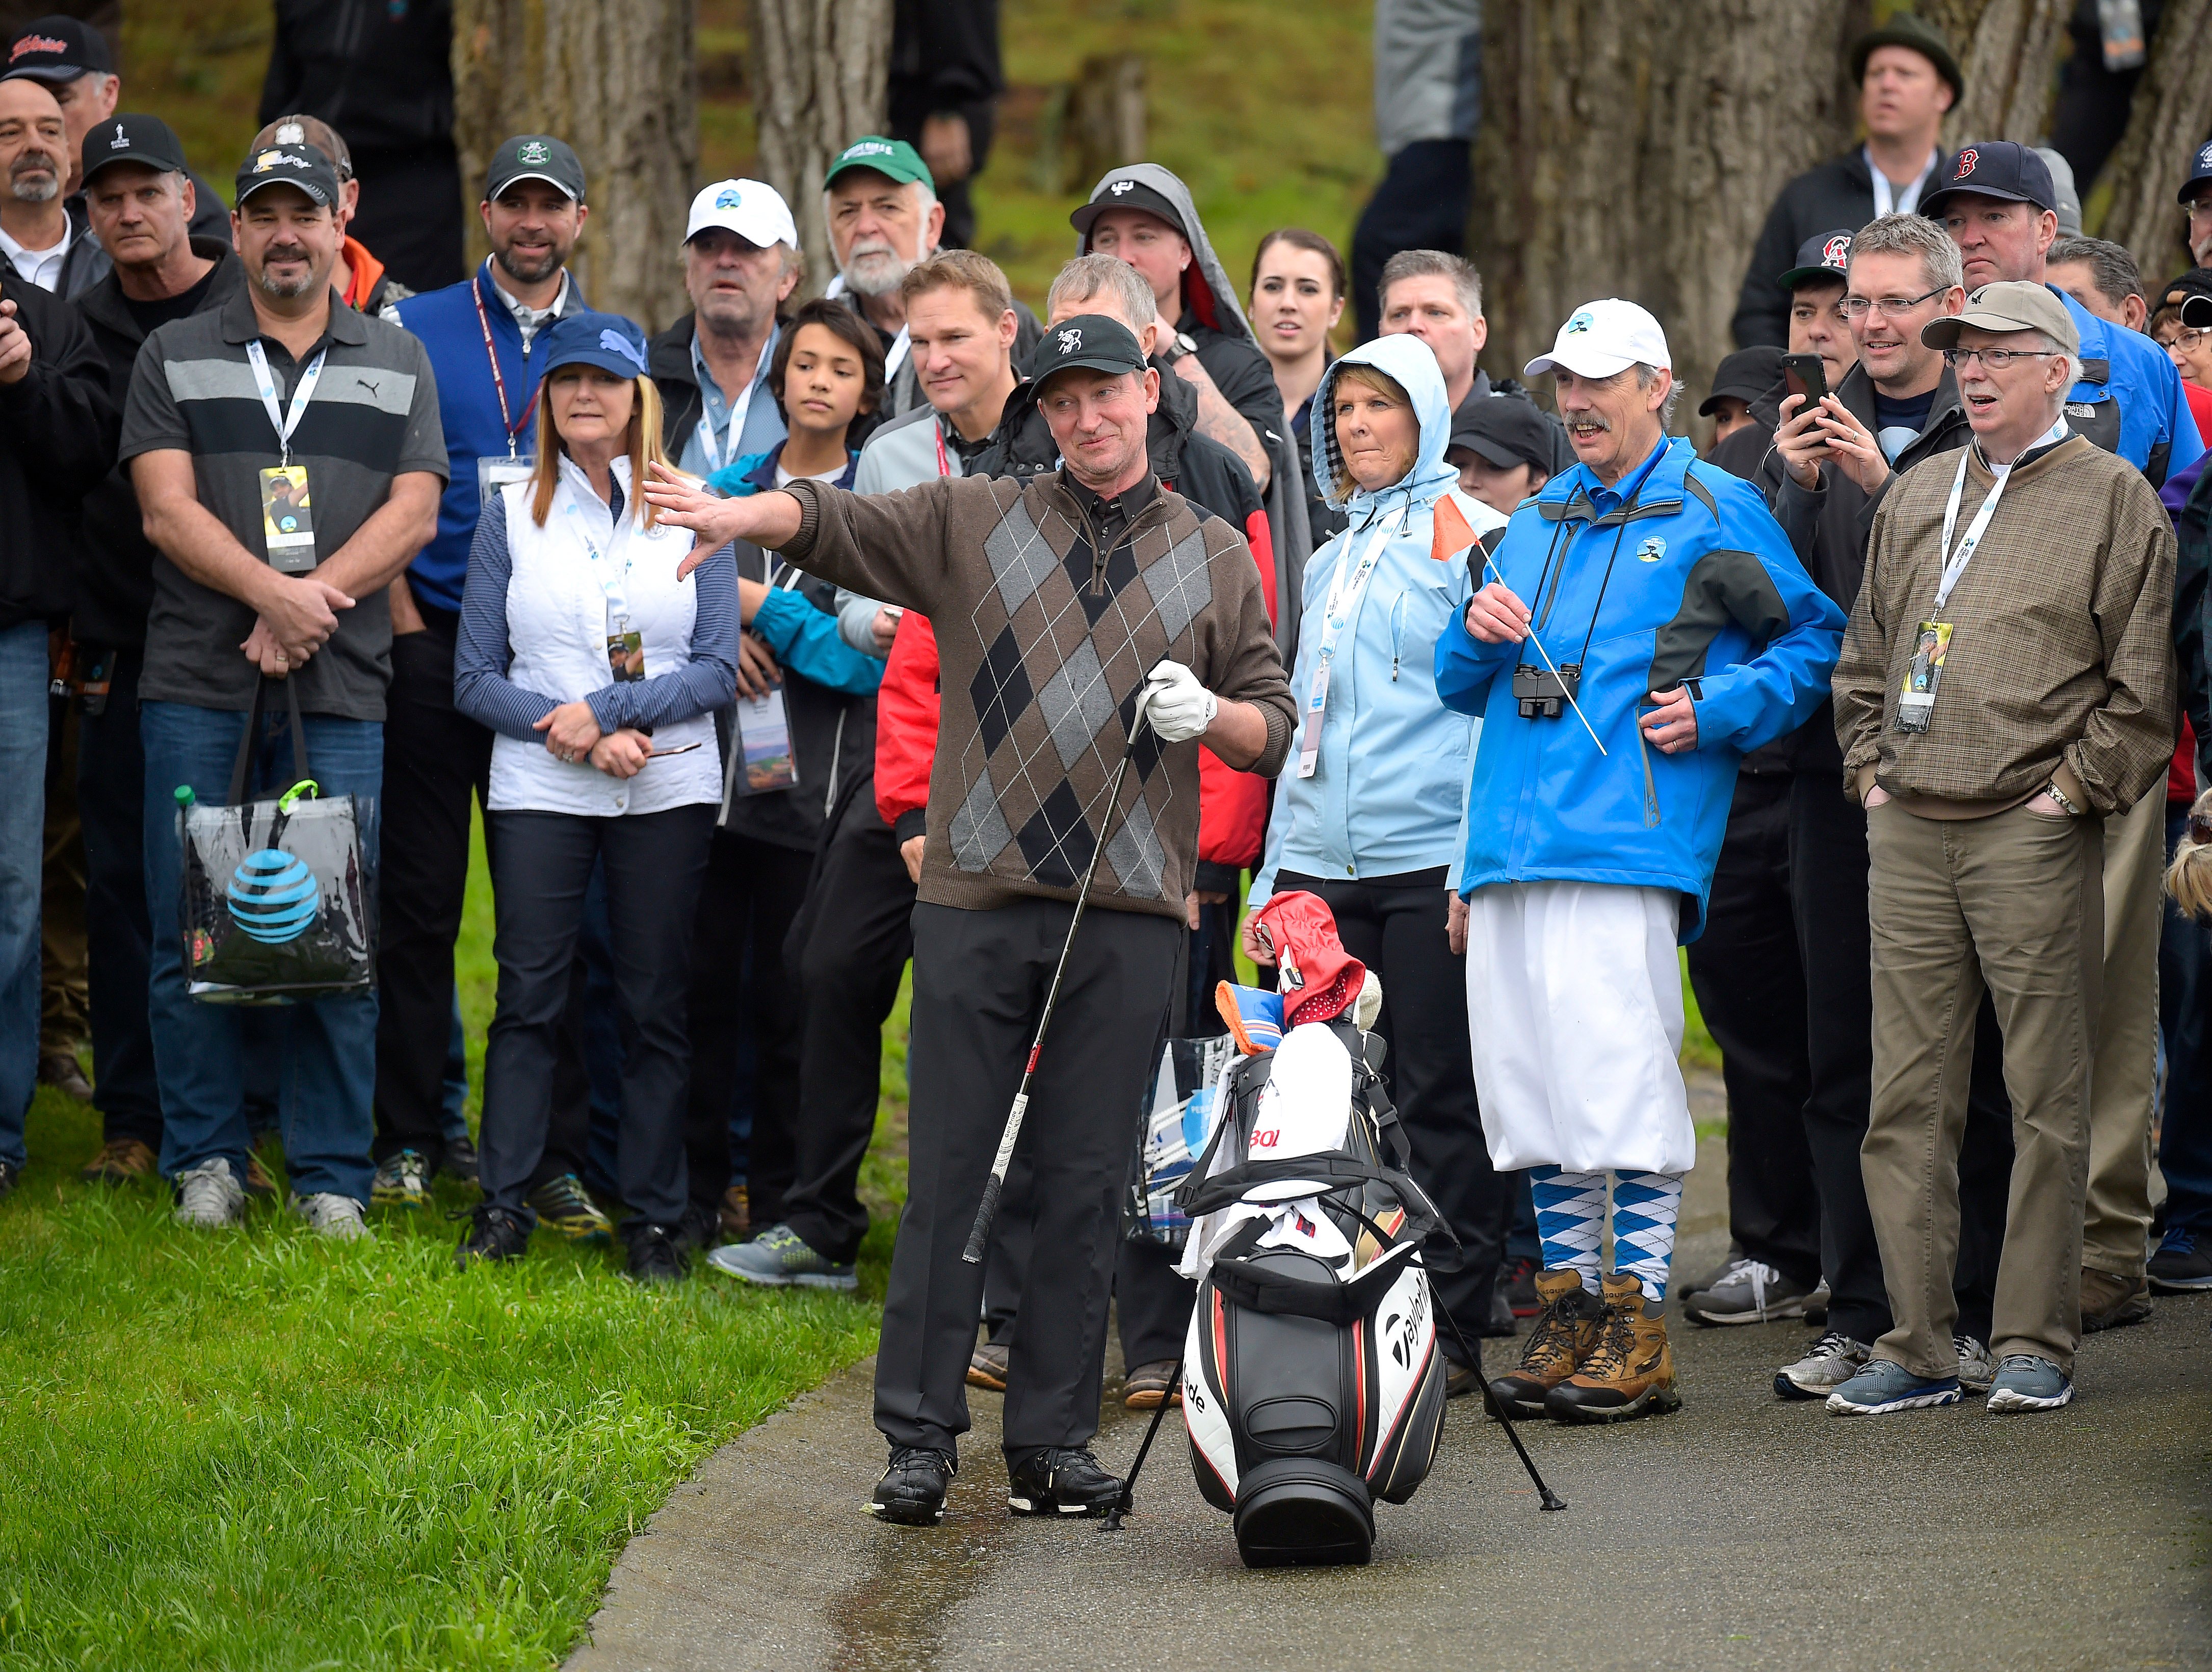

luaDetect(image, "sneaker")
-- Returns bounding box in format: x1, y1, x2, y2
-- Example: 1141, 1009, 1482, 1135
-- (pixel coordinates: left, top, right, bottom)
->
868, 1447, 955, 1525
1007, 1447, 1122, 1517
1825, 1358, 1960, 1416
80, 1136, 159, 1184
243, 1152, 277, 1198
719, 1182, 752, 1243
1545, 1272, 1682, 1423
456, 1205, 530, 1268
526, 1173, 613, 1243
173, 1158, 246, 1229
1123, 1358, 1181, 1410
371, 1149, 432, 1208
1802, 1281, 1831, 1327
705, 1222, 858, 1290
439, 1135, 480, 1188
968, 1341, 1010, 1392
1681, 1257, 1813, 1326
1774, 1329, 1872, 1401
2148, 1228, 2212, 1293
1955, 1335, 1996, 1396
1489, 1267, 1603, 1418
0, 1157, 17, 1204
293, 1192, 373, 1241
626, 1224, 690, 1286
2079, 1266, 2152, 1331
1498, 1255, 1541, 1318
1986, 1353, 2074, 1413
39, 1051, 93, 1102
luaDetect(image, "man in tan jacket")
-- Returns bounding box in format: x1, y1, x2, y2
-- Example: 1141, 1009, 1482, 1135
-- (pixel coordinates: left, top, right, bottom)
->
1828, 281, 2175, 1417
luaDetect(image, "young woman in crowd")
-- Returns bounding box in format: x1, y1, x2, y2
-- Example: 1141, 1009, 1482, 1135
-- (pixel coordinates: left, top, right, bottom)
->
1251, 227, 1349, 541
454, 310, 737, 1284
680, 297, 887, 1264
1242, 331, 1512, 1391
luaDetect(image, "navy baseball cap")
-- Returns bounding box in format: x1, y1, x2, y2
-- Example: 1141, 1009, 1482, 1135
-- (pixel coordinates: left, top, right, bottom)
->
1025, 314, 1149, 389
1920, 140, 2055, 220
1779, 229, 1855, 291
537, 310, 650, 383
2179, 139, 2212, 205
1700, 346, 1785, 416
82, 114, 188, 186
235, 141, 339, 208
4, 15, 111, 82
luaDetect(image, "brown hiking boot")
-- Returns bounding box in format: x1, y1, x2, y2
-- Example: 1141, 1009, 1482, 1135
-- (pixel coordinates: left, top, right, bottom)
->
2079, 1266, 2152, 1332
719, 1183, 751, 1243
1487, 1267, 1602, 1417
80, 1136, 158, 1184
1546, 1271, 1682, 1424
243, 1152, 277, 1198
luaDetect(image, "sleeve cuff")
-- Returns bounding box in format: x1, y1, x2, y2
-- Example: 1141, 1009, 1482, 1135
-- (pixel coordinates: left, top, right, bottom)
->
892, 808, 928, 846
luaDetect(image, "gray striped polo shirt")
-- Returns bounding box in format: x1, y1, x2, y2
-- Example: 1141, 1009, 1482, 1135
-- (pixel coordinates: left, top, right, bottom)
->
119, 286, 447, 720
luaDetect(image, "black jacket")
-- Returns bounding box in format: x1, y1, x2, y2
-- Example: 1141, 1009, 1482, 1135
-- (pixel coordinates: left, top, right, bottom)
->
1733, 149, 1909, 350
71, 240, 246, 648
0, 276, 118, 632
258, 0, 456, 155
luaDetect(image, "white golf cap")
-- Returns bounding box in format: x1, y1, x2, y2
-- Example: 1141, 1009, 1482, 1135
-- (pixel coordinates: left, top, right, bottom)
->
1523, 298, 1671, 380
684, 178, 798, 251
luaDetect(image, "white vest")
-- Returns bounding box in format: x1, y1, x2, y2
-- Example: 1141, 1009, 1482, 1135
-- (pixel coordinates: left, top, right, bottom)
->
487, 455, 721, 817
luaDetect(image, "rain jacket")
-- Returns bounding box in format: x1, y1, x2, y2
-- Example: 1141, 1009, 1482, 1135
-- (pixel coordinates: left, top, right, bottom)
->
1252, 334, 1504, 900
1435, 435, 1845, 940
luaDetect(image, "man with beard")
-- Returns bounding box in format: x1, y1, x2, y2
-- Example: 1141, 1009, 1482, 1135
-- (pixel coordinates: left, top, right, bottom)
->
121, 140, 444, 1236
821, 136, 1038, 418
0, 74, 66, 290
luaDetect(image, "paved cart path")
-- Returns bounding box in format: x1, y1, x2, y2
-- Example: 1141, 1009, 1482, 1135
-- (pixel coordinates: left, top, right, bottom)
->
568, 1111, 2212, 1672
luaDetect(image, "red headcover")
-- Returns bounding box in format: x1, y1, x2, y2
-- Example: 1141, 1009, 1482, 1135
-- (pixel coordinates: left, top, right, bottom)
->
1255, 891, 1367, 1028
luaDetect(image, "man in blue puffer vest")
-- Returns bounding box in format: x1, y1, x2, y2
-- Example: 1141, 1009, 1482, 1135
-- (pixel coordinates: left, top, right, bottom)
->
1436, 298, 1844, 1425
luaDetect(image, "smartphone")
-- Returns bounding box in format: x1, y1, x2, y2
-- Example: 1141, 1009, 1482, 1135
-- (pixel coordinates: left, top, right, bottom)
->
1782, 353, 1828, 411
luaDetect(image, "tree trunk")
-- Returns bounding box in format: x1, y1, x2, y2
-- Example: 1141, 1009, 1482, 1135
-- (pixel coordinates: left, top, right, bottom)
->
748, 0, 892, 298
1921, 0, 2070, 143
451, 0, 698, 330
2092, 0, 2212, 282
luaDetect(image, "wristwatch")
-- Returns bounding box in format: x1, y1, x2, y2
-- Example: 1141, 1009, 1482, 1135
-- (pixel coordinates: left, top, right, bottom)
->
2044, 780, 2083, 817
1159, 331, 1198, 363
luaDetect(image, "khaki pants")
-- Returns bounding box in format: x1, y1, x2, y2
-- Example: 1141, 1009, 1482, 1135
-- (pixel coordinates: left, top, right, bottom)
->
1863, 802, 2102, 1376
2084, 789, 2164, 1278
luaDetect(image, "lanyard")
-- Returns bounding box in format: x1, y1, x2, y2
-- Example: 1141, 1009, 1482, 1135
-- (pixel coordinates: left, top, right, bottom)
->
934, 419, 953, 479
471, 276, 534, 457
1296, 507, 1404, 778
243, 339, 326, 468
1931, 447, 2011, 616
694, 353, 761, 476
564, 493, 635, 620
1868, 147, 1938, 218
886, 326, 911, 379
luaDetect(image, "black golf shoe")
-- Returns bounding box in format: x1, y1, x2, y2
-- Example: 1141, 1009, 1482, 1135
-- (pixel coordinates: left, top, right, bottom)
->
868, 1447, 956, 1525
1006, 1447, 1122, 1517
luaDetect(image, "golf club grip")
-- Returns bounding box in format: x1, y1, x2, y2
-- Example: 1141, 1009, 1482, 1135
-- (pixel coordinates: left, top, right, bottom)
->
961, 1172, 1004, 1264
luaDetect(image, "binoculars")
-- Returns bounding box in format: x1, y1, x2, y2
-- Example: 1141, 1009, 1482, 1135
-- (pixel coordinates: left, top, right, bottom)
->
1513, 662, 1582, 720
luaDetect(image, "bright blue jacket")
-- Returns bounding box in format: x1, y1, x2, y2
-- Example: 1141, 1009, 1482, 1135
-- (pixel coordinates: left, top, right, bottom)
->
1435, 435, 1844, 940
704, 442, 881, 696
2056, 285, 2203, 488
393, 262, 560, 613
1253, 334, 1506, 900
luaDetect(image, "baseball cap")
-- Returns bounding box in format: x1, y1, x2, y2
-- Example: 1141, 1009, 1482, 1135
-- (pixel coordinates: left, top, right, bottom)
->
82, 114, 187, 187
1524, 298, 1670, 379
1025, 314, 1149, 388
536, 310, 651, 384
1919, 280, 2079, 356
1700, 345, 1785, 416
2178, 139, 2212, 205
2159, 269, 2212, 320
1447, 394, 1560, 475
255, 116, 352, 180
824, 136, 934, 194
1070, 173, 1188, 243
1920, 140, 2056, 220
684, 178, 798, 250
4, 15, 112, 82
235, 141, 340, 208
485, 135, 586, 203
1847, 11, 1963, 104
2184, 295, 2212, 332
1778, 229, 1854, 291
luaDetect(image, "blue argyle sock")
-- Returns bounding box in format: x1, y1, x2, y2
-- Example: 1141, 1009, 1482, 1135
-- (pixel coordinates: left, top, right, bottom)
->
1613, 1170, 1685, 1303
1529, 1165, 1606, 1295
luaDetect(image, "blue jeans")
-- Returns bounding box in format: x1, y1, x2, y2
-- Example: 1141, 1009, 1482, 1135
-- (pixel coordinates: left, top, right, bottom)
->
0, 621, 46, 1167
2161, 806, 2212, 1236
141, 698, 381, 1203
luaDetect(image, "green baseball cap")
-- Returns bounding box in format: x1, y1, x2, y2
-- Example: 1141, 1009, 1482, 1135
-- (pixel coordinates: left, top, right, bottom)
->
824, 136, 934, 194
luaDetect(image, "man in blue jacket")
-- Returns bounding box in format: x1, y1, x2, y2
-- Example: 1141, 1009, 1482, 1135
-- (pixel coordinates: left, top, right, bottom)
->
1438, 299, 1843, 1425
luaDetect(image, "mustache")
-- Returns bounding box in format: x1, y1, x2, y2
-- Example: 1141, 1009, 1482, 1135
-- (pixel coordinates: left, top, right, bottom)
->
9, 149, 55, 177
1560, 410, 1614, 430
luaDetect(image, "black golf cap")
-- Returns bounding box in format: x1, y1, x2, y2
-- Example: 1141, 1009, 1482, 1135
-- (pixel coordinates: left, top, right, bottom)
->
1848, 10, 1963, 104
2183, 294, 2212, 332
1700, 346, 1785, 416
1070, 175, 1187, 243
1026, 314, 1149, 389
4, 15, 112, 82
2179, 138, 2212, 206
1920, 140, 2056, 221
486, 135, 585, 203
82, 114, 187, 187
1779, 229, 1854, 291
1447, 394, 1559, 475
235, 141, 340, 208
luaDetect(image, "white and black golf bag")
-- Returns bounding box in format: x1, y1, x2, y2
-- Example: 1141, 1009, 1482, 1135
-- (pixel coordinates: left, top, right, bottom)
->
1172, 1016, 1452, 1568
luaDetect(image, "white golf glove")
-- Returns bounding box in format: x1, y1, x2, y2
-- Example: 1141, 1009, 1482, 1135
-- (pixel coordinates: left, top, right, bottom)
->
1142, 660, 1218, 743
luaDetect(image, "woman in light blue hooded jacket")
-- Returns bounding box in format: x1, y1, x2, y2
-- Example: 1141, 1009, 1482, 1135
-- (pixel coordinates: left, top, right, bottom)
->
1243, 331, 1512, 1375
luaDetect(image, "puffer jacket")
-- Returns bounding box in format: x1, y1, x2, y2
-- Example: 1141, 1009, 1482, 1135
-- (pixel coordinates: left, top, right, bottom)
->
1435, 435, 1844, 940
1252, 333, 1504, 900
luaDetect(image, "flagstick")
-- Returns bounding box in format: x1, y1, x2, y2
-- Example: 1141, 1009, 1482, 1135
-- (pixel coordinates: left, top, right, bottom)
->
1480, 552, 1607, 756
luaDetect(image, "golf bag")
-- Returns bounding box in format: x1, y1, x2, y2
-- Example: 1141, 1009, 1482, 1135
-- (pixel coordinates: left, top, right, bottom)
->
1174, 1013, 1450, 1568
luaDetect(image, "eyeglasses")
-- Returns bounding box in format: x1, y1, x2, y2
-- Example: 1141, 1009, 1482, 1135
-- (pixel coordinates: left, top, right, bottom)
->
1941, 347, 2059, 370
1840, 288, 1948, 319
2167, 326, 2212, 351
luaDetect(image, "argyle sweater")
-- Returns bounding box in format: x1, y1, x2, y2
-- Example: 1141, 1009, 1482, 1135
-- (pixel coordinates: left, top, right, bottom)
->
778, 471, 1294, 919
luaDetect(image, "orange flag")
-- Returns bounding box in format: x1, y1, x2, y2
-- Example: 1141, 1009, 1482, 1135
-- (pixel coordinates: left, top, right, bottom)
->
1430, 493, 1478, 563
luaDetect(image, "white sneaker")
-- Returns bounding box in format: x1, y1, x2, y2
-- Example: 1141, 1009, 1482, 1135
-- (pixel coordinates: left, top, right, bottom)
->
1773, 1328, 1871, 1400
1954, 1335, 1996, 1395
293, 1192, 373, 1241
173, 1158, 246, 1228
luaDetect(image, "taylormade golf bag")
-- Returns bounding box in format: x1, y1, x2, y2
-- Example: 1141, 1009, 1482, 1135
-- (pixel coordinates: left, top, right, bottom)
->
1174, 1015, 1450, 1568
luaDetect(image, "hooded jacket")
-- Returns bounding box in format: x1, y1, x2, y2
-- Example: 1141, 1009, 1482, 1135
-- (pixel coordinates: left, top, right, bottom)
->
1435, 435, 1845, 940
1076, 164, 1314, 655
1252, 334, 1504, 900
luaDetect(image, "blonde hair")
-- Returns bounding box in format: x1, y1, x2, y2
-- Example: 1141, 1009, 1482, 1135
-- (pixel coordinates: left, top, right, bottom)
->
1325, 362, 1415, 505
530, 372, 673, 529
2170, 787, 2212, 921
